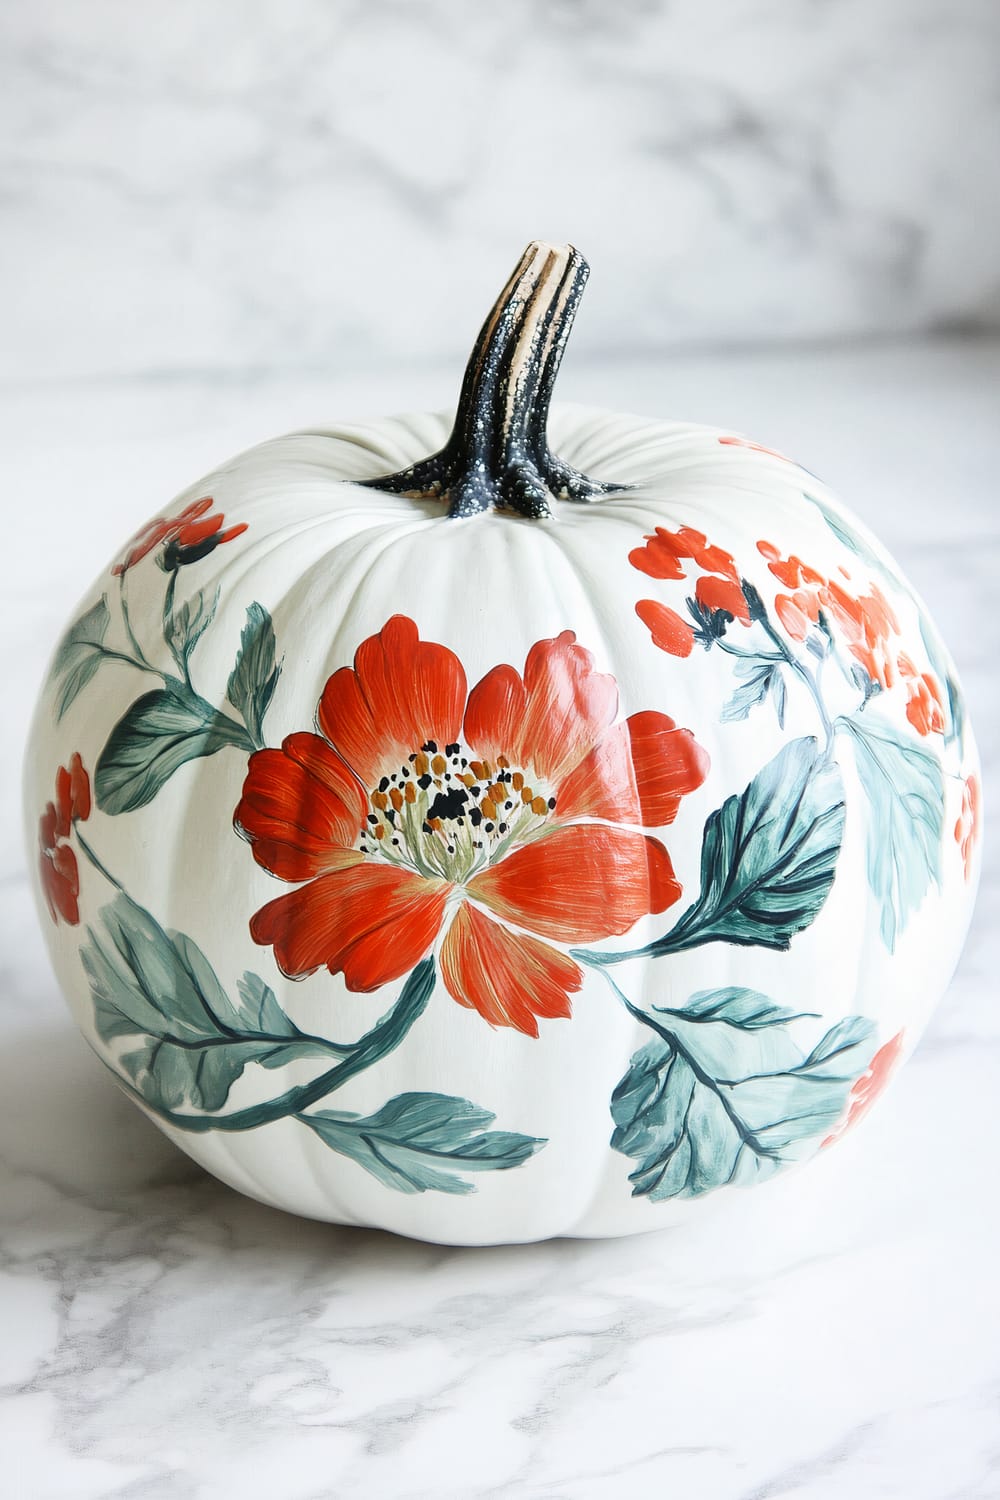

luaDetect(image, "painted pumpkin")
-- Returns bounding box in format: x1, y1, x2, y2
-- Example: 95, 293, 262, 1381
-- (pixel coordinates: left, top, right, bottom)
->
26, 242, 981, 1244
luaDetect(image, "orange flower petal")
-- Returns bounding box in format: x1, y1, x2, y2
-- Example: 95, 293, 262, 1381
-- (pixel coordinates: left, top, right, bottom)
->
517, 632, 619, 784
695, 573, 750, 623
468, 824, 681, 943
54, 766, 73, 840
555, 711, 709, 827
235, 737, 367, 881
463, 663, 529, 765
68, 752, 91, 823
628, 530, 688, 580
40, 843, 80, 926
176, 514, 224, 547
318, 616, 467, 787
249, 863, 449, 989
635, 599, 696, 657
38, 803, 58, 855
823, 1031, 904, 1146
774, 593, 814, 641
465, 632, 618, 786
440, 903, 579, 1036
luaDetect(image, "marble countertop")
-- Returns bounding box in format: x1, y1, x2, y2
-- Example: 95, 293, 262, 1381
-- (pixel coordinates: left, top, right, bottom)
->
2, 338, 997, 1499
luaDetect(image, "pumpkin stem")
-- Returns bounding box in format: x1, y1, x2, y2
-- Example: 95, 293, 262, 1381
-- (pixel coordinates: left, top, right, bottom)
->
361, 241, 627, 519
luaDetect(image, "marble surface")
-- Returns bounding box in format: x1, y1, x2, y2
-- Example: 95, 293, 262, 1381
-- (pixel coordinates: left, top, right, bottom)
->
2, 338, 997, 1497
5, 0, 1000, 384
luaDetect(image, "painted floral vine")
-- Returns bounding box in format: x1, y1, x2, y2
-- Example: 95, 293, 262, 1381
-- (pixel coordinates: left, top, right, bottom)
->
41, 465, 977, 1206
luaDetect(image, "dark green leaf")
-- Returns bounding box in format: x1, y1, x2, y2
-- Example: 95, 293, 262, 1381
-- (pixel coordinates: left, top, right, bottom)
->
226, 603, 281, 748
610, 984, 877, 1200
80, 892, 336, 1112
304, 1093, 545, 1195
51, 596, 111, 718
95, 679, 252, 815
838, 714, 945, 951
646, 737, 844, 956
164, 586, 219, 673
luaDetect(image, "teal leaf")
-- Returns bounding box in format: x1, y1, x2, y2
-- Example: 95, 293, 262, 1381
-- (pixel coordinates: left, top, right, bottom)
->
304, 1093, 545, 1195
226, 603, 281, 748
805, 492, 906, 590
95, 679, 252, 815
619, 737, 845, 960
720, 658, 786, 729
164, 586, 219, 674
610, 984, 877, 1200
838, 714, 945, 951
81, 892, 334, 1112
50, 596, 111, 718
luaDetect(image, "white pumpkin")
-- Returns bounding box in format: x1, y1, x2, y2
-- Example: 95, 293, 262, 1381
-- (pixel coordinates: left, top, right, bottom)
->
26, 243, 980, 1244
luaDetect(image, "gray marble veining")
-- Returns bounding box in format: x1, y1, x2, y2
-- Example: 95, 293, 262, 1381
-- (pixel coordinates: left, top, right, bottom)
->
3, 0, 1000, 383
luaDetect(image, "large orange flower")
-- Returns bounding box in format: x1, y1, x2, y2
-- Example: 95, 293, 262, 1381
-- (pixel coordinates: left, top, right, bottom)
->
235, 616, 709, 1036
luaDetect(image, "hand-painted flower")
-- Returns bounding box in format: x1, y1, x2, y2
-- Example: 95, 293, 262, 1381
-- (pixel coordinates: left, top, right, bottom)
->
38, 752, 91, 926
822, 1030, 904, 1147
954, 773, 981, 881
112, 497, 247, 576
235, 616, 709, 1036
631, 526, 750, 654
757, 539, 949, 728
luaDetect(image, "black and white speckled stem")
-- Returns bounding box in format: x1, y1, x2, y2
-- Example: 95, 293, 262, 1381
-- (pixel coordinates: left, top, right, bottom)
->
362, 241, 627, 519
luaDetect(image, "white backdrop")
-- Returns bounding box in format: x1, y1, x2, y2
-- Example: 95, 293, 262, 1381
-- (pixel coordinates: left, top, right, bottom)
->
4, 0, 1000, 383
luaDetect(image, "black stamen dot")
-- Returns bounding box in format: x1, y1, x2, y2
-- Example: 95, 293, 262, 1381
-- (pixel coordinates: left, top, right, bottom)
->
423, 740, 438, 753
378, 776, 389, 792
418, 774, 432, 790
367, 814, 378, 824
446, 743, 460, 756
485, 822, 494, 833
498, 823, 508, 833
548, 797, 556, 810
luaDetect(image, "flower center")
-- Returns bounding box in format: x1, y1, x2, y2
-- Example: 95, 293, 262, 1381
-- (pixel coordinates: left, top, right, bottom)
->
358, 740, 555, 882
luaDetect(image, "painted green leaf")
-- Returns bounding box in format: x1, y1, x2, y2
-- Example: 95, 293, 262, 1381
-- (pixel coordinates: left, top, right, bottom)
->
610, 984, 877, 1200
644, 737, 843, 957
226, 603, 281, 748
164, 586, 219, 674
805, 491, 904, 589
838, 714, 945, 951
95, 679, 252, 815
304, 1093, 545, 1195
720, 658, 786, 728
80, 892, 334, 1112
50, 595, 111, 718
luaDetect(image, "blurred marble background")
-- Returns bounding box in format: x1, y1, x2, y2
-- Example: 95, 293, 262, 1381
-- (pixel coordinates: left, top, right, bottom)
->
4, 6, 1000, 1496
5, 0, 1000, 384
